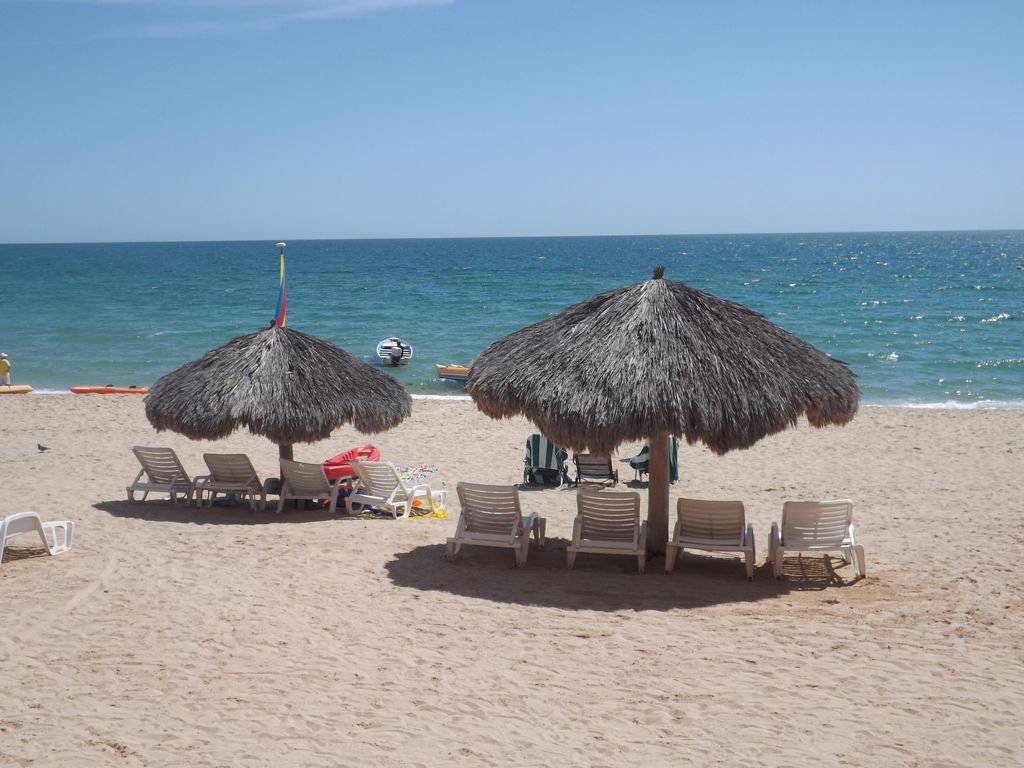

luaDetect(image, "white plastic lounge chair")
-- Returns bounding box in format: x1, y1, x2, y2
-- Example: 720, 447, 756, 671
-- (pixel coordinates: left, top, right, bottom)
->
194, 453, 267, 511
665, 498, 756, 580
345, 460, 447, 519
567, 489, 646, 574
448, 482, 545, 568
277, 459, 344, 514
127, 446, 193, 504
523, 433, 571, 486
572, 454, 619, 486
769, 499, 865, 579
1, 512, 74, 567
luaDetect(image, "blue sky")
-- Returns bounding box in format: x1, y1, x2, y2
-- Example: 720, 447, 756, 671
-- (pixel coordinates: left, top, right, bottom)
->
1, 0, 1021, 243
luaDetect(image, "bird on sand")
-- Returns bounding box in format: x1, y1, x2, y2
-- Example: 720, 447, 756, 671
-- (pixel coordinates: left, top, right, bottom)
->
37, 444, 49, 452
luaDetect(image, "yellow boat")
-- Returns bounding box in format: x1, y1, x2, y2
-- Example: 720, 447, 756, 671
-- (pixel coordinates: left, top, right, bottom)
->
0, 384, 33, 395
435, 363, 469, 382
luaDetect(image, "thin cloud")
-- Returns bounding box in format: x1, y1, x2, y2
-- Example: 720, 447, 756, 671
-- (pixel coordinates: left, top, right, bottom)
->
57, 0, 453, 37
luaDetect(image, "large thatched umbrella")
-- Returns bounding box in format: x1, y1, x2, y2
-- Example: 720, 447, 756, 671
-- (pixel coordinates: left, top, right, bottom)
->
468, 267, 859, 554
145, 322, 411, 461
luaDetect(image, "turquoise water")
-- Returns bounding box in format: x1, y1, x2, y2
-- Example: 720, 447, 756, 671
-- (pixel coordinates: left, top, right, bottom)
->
2, 232, 1022, 406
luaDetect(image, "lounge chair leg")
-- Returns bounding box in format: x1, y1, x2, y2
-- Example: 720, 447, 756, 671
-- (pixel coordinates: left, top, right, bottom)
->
446, 541, 456, 561
535, 517, 546, 549
852, 545, 866, 578
515, 540, 528, 568
637, 554, 645, 575
665, 543, 679, 573
745, 551, 755, 581
566, 551, 576, 570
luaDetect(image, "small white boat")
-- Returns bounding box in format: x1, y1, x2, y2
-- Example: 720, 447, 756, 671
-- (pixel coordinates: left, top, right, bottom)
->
376, 337, 413, 366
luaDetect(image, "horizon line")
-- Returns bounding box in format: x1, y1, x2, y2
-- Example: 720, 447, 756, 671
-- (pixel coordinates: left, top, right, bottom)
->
3, 226, 1023, 248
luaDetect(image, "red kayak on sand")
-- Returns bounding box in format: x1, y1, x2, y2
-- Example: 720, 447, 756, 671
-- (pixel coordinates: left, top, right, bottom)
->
323, 444, 380, 481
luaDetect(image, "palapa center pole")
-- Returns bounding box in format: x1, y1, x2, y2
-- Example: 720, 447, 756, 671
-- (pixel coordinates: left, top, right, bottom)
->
279, 444, 293, 461
646, 431, 670, 554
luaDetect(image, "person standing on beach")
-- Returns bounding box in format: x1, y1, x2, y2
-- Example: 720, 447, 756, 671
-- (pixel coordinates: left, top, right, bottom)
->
0, 353, 10, 385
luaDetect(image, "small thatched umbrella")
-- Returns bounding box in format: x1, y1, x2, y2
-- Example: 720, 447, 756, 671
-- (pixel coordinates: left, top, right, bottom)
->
468, 266, 859, 554
145, 322, 411, 461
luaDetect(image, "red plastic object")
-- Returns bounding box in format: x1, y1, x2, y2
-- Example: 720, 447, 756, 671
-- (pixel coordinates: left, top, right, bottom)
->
323, 444, 380, 481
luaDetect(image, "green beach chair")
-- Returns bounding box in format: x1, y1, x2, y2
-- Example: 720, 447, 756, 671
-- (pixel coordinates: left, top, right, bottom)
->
523, 434, 571, 486
628, 437, 680, 483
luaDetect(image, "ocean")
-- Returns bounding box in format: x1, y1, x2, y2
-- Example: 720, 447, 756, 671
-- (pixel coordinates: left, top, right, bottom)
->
2, 231, 1022, 407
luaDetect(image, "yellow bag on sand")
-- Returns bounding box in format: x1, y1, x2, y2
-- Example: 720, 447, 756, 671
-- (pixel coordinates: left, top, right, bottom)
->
410, 490, 448, 519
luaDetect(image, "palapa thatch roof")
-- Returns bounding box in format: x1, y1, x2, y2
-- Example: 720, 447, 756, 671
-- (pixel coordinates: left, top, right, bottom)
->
468, 267, 859, 455
145, 323, 411, 445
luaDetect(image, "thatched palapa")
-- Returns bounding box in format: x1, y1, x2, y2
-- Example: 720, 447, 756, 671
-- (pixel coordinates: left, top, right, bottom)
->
468, 266, 859, 553
145, 323, 411, 458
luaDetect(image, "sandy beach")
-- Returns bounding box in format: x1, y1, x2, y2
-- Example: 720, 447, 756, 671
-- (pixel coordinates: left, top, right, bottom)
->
1, 395, 1022, 767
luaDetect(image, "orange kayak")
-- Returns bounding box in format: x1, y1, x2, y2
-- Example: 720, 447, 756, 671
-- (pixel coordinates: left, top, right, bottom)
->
70, 385, 149, 395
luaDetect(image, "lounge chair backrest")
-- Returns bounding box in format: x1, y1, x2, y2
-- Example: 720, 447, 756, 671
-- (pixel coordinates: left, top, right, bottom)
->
677, 498, 746, 545
353, 461, 403, 496
576, 490, 640, 544
456, 482, 522, 536
781, 500, 854, 549
628, 444, 650, 470
204, 453, 259, 484
280, 459, 331, 496
574, 454, 617, 483
132, 446, 189, 484
525, 434, 567, 471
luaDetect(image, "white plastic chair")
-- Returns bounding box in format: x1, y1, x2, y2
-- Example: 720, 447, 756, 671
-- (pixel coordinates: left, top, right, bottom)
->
277, 459, 343, 514
769, 499, 865, 579
346, 460, 446, 519
448, 482, 545, 568
194, 453, 267, 511
666, 498, 756, 580
127, 446, 193, 504
567, 489, 646, 574
1, 512, 74, 567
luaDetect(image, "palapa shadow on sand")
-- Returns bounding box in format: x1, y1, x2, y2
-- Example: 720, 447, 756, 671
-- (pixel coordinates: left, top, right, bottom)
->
93, 499, 862, 603
94, 499, 450, 526
94, 499, 349, 526
380, 538, 867, 611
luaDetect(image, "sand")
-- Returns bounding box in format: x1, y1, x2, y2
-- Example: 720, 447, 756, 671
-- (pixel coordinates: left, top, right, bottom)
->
1, 395, 1022, 767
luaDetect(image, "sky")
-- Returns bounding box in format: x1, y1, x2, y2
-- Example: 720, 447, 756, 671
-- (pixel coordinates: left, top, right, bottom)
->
1, 0, 1021, 243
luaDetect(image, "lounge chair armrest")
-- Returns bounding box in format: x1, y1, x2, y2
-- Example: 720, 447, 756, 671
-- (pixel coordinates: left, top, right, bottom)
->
41, 520, 74, 553
401, 484, 432, 504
